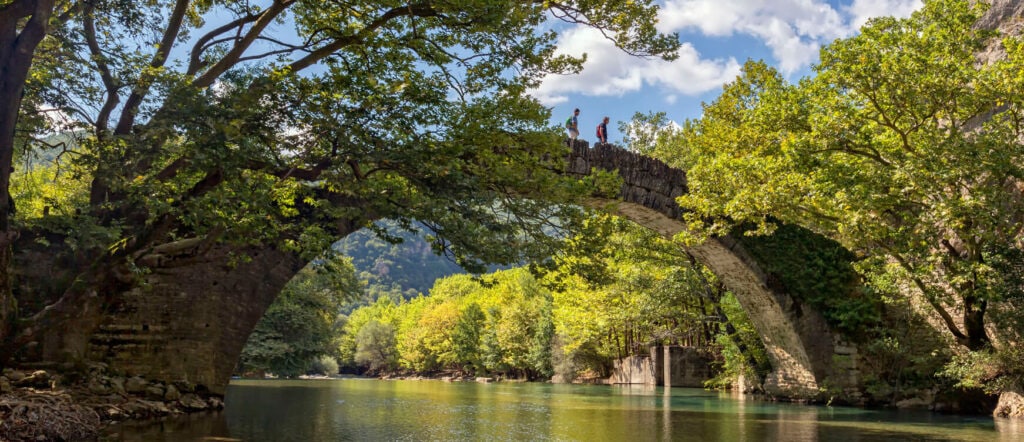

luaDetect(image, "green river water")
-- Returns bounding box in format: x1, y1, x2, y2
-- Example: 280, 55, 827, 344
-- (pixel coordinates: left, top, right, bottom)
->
102, 379, 1023, 441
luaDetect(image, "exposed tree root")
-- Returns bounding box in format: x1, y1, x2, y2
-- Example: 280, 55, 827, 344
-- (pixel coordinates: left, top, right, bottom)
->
0, 389, 100, 441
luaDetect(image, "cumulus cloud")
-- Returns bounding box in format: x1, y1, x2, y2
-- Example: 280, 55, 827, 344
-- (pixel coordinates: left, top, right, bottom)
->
660, 0, 847, 74
531, 0, 922, 106
657, 0, 922, 73
845, 0, 922, 30
531, 27, 741, 106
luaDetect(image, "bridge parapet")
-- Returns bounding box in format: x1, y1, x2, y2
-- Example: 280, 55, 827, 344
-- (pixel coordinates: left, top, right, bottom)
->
566, 141, 686, 220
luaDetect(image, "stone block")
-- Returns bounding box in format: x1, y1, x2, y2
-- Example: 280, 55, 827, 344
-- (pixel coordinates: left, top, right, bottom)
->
164, 384, 182, 401
179, 393, 209, 411
125, 376, 147, 393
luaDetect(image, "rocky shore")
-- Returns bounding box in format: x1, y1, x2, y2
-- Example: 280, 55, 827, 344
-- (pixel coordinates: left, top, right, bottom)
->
0, 365, 222, 441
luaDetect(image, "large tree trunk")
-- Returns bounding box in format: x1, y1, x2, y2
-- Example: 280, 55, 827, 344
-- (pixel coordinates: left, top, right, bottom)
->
961, 296, 990, 351
0, 0, 55, 345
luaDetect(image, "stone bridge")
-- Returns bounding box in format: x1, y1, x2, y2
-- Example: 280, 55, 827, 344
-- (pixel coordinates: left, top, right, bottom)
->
566, 141, 856, 399
18, 141, 855, 400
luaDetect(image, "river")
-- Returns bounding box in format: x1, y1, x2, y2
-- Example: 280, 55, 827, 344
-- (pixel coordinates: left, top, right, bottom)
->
101, 379, 1022, 441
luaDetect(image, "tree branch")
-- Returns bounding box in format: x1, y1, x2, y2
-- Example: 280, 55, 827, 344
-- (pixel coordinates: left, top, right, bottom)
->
192, 0, 297, 88
82, 2, 119, 136
0, 0, 36, 17
186, 12, 261, 76
113, 0, 191, 135
287, 3, 440, 74
884, 246, 966, 341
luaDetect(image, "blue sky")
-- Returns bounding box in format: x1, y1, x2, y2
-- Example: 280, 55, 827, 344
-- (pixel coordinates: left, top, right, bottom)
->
535, 0, 922, 145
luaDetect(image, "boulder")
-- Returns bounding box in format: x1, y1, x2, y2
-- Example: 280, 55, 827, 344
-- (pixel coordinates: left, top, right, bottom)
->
179, 393, 209, 411
120, 400, 152, 418
109, 376, 126, 395
4, 369, 25, 382
995, 386, 1024, 419
145, 384, 166, 400
164, 384, 182, 401
140, 400, 171, 416
206, 396, 224, 409
895, 397, 930, 410
172, 380, 195, 393
103, 406, 129, 421
124, 376, 147, 393
88, 380, 111, 395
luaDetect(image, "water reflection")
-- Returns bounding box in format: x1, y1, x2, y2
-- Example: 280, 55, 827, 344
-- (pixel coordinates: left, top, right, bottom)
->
101, 410, 231, 441
101, 379, 1022, 441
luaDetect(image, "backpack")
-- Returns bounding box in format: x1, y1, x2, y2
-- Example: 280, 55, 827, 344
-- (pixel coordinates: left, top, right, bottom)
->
596, 124, 602, 138
565, 117, 573, 128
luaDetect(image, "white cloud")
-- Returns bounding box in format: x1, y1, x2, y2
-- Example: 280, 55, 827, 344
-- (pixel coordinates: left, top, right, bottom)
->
531, 27, 741, 106
660, 0, 850, 74
532, 0, 924, 107
845, 0, 922, 30
658, 0, 749, 36
657, 0, 919, 74
748, 17, 823, 73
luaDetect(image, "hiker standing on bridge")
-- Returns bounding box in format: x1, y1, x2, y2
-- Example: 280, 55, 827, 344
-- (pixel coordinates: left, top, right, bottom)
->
565, 108, 580, 141
596, 116, 609, 144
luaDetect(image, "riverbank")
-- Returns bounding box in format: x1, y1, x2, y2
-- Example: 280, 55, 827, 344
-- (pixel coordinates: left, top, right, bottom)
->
0, 366, 222, 441
6, 368, 1020, 440
107, 378, 1024, 441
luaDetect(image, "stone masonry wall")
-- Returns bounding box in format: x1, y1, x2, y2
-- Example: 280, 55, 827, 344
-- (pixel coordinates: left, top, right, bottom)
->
86, 245, 305, 395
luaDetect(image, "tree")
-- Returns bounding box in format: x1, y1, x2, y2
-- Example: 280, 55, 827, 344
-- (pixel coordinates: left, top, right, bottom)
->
544, 214, 721, 375
238, 254, 361, 377
0, 0, 62, 346
355, 319, 398, 373
617, 111, 674, 155
0, 0, 680, 376
672, 0, 1024, 351
338, 296, 397, 370
451, 302, 485, 374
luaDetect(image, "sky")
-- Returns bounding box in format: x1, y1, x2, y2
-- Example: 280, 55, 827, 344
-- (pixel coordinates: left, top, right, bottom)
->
535, 0, 922, 145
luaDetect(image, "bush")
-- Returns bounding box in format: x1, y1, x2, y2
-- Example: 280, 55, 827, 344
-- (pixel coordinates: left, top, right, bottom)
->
308, 356, 340, 376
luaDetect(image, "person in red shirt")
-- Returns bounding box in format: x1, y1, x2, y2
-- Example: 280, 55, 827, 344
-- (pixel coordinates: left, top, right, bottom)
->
596, 116, 609, 144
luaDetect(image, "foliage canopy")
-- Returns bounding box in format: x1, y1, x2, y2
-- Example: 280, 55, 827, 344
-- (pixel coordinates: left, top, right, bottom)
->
665, 0, 1024, 352
0, 0, 680, 354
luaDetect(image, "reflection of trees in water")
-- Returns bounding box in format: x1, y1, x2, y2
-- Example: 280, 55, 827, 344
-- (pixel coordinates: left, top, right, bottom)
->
103, 410, 229, 441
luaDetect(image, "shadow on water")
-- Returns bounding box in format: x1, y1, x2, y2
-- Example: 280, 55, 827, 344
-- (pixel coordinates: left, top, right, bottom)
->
101, 410, 233, 441
101, 380, 1023, 441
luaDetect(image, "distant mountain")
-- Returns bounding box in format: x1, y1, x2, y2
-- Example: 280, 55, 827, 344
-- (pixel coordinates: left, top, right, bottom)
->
334, 221, 468, 299
18, 131, 85, 168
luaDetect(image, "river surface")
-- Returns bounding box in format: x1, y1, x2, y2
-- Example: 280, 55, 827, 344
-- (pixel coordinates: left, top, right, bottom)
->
102, 378, 1022, 441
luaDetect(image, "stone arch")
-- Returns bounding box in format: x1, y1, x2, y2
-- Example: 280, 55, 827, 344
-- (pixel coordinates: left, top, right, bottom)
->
18, 141, 849, 399
569, 141, 850, 399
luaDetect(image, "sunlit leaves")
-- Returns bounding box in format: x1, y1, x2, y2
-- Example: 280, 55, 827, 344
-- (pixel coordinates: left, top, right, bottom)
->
11, 0, 684, 278
663, 0, 1024, 350
340, 268, 553, 377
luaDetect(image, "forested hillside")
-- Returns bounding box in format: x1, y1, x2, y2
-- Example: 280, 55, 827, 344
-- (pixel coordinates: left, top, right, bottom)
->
334, 222, 472, 302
